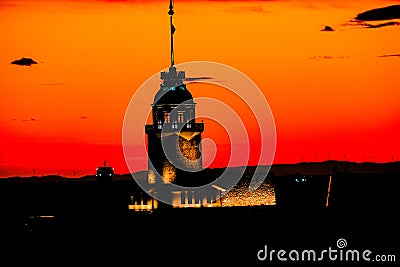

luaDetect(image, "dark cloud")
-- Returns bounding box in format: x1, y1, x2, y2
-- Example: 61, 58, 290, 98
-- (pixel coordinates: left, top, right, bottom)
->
183, 76, 214, 82
11, 57, 37, 66
378, 54, 400, 58
22, 118, 36, 122
341, 20, 400, 29
79, 116, 88, 119
341, 5, 400, 30
355, 5, 400, 21
321, 25, 334, 31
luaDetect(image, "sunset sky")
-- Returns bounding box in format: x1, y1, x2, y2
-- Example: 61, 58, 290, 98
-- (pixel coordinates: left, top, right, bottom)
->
1, 0, 399, 178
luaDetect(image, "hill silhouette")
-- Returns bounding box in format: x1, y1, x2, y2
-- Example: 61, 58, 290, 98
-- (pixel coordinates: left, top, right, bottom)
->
5, 160, 399, 180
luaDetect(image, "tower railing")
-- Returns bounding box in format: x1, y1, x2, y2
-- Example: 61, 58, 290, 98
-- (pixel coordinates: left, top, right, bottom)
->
145, 121, 204, 133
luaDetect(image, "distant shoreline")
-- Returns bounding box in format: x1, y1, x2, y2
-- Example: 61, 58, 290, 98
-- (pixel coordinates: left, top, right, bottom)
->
2, 160, 399, 180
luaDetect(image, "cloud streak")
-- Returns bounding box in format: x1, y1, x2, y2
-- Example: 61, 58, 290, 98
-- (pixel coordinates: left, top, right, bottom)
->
378, 54, 400, 58
359, 21, 400, 28
310, 55, 349, 60
183, 76, 214, 82
22, 118, 37, 122
41, 83, 64, 86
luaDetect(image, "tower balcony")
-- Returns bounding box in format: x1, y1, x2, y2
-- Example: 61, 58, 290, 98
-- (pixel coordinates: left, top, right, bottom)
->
145, 122, 204, 133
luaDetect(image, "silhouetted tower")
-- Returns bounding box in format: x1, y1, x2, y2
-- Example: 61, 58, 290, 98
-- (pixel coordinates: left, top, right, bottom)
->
145, 0, 204, 185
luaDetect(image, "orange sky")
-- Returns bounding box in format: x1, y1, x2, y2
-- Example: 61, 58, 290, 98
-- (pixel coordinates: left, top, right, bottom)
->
1, 0, 399, 177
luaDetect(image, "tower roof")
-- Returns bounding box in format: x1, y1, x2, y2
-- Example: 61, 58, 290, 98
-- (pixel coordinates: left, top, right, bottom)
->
153, 66, 194, 106
152, 2, 194, 106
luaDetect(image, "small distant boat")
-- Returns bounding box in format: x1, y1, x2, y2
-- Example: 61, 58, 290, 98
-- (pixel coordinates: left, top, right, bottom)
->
96, 159, 114, 182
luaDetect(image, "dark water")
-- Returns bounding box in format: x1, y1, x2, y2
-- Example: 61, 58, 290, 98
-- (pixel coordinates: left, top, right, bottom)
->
0, 172, 398, 265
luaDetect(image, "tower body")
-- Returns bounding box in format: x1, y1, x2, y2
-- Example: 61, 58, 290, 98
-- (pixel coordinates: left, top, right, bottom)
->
145, 66, 204, 185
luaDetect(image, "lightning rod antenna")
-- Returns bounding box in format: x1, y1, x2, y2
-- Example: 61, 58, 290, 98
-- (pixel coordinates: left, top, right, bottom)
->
169, 0, 175, 66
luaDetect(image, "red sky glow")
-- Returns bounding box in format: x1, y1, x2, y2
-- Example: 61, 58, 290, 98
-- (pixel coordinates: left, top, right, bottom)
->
1, 0, 399, 177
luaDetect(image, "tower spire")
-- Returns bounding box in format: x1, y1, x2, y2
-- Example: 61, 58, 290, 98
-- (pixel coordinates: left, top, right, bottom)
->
168, 0, 176, 66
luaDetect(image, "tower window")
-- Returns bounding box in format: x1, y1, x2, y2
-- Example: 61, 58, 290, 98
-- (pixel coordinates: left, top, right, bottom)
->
177, 111, 184, 123
164, 112, 170, 123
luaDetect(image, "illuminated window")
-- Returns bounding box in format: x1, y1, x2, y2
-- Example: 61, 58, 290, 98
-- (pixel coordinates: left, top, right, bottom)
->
164, 112, 170, 123
177, 111, 184, 123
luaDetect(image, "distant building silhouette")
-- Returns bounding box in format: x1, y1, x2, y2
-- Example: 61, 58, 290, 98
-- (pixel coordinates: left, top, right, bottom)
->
95, 159, 114, 184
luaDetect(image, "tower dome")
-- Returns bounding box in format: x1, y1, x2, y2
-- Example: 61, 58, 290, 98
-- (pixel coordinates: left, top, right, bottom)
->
153, 84, 193, 106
